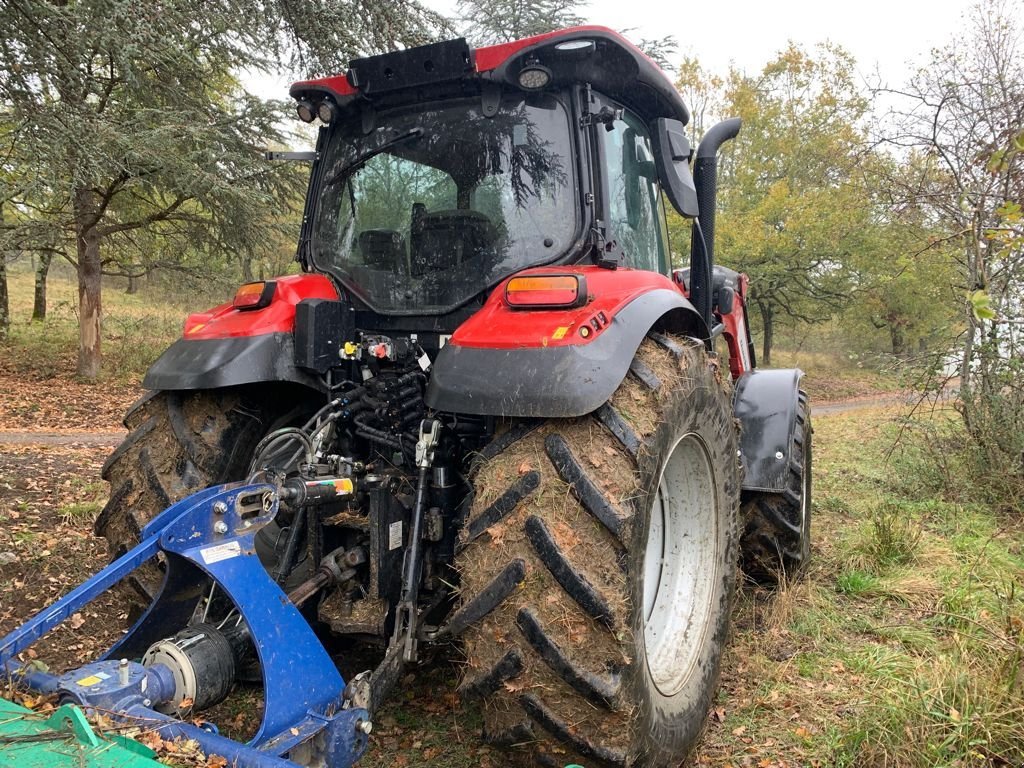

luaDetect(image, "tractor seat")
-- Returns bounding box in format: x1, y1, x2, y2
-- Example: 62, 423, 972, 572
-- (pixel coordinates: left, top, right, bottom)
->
358, 229, 407, 271
410, 210, 498, 277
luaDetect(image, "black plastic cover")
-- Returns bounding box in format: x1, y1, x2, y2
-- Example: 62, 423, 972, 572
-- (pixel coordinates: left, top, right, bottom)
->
143, 333, 324, 392
425, 289, 705, 417
732, 368, 805, 492
294, 298, 354, 373
348, 38, 474, 95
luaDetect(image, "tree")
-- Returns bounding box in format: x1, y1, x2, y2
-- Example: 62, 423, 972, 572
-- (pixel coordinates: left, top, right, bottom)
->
0, 202, 9, 340
881, 0, 1024, 481
715, 44, 874, 363
0, 0, 448, 379
456, 0, 585, 44
626, 33, 678, 72
842, 152, 961, 358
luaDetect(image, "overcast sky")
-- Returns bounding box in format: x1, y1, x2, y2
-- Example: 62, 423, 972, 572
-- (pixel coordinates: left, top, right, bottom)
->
556, 0, 970, 84
250, 0, 974, 103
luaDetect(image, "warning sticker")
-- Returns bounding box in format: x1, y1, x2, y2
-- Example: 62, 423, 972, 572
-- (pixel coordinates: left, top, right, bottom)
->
201, 541, 241, 564
75, 675, 102, 687
388, 521, 403, 551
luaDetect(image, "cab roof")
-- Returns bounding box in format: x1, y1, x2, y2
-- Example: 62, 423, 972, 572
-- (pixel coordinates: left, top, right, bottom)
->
290, 26, 690, 126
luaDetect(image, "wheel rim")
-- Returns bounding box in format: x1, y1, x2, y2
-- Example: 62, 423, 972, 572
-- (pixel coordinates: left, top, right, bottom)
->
642, 433, 719, 697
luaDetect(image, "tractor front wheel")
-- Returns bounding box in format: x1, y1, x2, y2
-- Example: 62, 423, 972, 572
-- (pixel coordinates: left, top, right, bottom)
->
739, 391, 812, 584
453, 336, 741, 767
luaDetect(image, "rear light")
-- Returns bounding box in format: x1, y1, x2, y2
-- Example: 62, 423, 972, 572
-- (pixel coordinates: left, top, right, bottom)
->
233, 281, 276, 310
505, 275, 586, 309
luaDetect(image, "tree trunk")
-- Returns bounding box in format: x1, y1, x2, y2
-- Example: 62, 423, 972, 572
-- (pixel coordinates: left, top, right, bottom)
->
126, 273, 138, 294
0, 246, 9, 342
241, 254, 254, 282
888, 320, 906, 357
0, 202, 9, 340
74, 189, 103, 380
32, 252, 53, 320
758, 301, 774, 366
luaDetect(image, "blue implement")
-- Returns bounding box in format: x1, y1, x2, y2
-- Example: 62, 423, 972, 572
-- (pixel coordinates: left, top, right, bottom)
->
0, 483, 370, 768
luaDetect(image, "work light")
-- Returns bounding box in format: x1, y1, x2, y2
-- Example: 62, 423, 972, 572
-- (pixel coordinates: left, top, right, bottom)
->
296, 100, 315, 123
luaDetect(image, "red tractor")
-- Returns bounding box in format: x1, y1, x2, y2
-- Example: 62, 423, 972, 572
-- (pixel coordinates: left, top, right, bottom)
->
90, 26, 811, 767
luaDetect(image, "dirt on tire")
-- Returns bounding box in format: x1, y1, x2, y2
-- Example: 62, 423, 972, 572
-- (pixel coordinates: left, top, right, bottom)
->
94, 388, 274, 597
453, 336, 742, 767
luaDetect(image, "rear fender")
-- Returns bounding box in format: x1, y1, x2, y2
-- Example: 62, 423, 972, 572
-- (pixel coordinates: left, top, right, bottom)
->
733, 368, 805, 492
424, 266, 706, 417
143, 274, 338, 391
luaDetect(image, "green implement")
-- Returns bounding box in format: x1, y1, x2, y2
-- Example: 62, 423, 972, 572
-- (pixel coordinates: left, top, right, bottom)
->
0, 696, 162, 768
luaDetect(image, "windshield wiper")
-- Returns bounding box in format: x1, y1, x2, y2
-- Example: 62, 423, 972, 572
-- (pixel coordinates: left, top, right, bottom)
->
323, 128, 425, 187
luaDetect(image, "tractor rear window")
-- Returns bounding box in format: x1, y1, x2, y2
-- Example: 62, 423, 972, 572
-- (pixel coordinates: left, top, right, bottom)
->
312, 94, 578, 314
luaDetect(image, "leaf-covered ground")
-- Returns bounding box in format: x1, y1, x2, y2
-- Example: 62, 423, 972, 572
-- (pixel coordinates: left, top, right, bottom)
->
4, 397, 1020, 767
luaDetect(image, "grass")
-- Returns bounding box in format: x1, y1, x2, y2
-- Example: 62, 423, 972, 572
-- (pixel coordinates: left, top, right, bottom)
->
769, 348, 903, 402
694, 404, 1024, 767
1, 262, 232, 383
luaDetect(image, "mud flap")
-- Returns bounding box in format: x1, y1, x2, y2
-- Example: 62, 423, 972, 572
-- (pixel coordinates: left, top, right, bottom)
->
733, 368, 805, 493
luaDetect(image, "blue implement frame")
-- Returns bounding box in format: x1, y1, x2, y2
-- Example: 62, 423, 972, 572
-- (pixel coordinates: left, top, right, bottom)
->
0, 483, 370, 768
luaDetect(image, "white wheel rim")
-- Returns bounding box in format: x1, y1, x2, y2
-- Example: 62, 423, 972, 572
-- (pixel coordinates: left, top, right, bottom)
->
642, 433, 719, 697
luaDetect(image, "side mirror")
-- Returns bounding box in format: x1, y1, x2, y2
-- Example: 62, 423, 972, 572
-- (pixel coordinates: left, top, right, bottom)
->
650, 118, 699, 218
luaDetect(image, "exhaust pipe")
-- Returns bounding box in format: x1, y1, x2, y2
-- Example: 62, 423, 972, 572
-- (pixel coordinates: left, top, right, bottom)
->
688, 117, 742, 332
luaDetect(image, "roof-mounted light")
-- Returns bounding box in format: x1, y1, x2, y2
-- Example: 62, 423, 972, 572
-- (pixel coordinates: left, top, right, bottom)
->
317, 99, 336, 124
517, 61, 552, 90
554, 39, 595, 55
296, 99, 315, 123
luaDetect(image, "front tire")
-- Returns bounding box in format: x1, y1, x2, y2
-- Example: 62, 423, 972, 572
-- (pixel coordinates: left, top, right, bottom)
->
453, 336, 741, 767
739, 390, 812, 584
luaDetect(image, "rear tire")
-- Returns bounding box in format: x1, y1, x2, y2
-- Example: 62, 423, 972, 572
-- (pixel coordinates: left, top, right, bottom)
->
452, 336, 741, 767
739, 390, 812, 584
95, 389, 276, 598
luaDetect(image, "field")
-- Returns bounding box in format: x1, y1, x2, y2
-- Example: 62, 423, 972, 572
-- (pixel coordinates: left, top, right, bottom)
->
1, 274, 1021, 767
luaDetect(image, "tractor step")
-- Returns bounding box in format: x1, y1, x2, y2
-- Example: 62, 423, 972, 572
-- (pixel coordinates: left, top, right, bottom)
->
0, 696, 162, 768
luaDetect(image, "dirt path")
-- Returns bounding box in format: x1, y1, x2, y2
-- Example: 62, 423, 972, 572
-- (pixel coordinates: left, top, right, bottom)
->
0, 430, 125, 446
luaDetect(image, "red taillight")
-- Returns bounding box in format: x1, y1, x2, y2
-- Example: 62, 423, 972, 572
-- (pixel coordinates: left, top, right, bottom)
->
233, 281, 276, 310
505, 275, 585, 309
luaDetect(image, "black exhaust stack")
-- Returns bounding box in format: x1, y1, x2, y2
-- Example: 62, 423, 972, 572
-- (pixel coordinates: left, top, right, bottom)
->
689, 118, 742, 334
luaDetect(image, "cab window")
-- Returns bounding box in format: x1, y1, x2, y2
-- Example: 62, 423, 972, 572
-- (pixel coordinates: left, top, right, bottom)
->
599, 108, 669, 273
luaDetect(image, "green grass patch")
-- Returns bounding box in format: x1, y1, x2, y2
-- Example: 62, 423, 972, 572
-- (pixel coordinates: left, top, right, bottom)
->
59, 501, 103, 526
2, 264, 229, 383
697, 405, 1024, 767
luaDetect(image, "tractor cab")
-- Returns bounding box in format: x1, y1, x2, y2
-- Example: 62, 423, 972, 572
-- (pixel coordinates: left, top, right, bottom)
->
289, 27, 700, 318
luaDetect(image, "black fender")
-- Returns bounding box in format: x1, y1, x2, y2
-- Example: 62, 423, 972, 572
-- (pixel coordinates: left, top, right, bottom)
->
424, 288, 706, 418
143, 332, 325, 392
732, 368, 805, 492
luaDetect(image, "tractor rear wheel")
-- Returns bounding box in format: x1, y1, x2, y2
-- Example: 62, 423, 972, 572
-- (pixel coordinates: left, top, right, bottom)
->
452, 336, 741, 767
739, 391, 811, 584
95, 388, 279, 599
